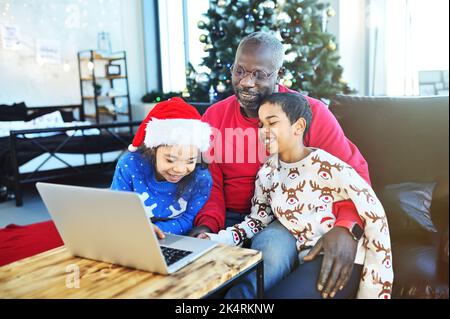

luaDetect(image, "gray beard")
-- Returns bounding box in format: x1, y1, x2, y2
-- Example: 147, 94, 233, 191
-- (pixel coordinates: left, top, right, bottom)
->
235, 84, 279, 113
240, 99, 260, 111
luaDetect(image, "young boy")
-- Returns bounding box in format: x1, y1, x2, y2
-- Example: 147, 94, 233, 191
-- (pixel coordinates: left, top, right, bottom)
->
202, 92, 394, 299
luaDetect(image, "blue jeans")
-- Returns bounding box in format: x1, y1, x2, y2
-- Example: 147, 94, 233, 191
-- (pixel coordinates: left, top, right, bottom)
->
224, 212, 298, 299
265, 255, 362, 299
224, 211, 247, 228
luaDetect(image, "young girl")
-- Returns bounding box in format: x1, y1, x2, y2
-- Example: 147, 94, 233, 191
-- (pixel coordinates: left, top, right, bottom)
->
111, 97, 212, 238
202, 93, 393, 299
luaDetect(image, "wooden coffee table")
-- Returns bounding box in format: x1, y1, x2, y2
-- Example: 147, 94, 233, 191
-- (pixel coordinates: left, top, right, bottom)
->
0, 244, 263, 299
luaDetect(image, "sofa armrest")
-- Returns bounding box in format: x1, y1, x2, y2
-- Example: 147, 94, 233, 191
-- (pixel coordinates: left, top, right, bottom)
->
440, 226, 449, 265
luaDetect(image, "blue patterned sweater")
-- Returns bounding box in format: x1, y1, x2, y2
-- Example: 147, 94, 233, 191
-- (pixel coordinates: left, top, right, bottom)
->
111, 152, 212, 235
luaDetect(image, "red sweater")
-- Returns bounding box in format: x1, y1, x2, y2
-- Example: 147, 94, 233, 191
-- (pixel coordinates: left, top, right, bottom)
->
195, 85, 370, 233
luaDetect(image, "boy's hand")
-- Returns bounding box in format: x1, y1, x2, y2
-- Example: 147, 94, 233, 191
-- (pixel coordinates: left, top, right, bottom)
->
197, 233, 211, 240
188, 225, 212, 237
153, 224, 165, 239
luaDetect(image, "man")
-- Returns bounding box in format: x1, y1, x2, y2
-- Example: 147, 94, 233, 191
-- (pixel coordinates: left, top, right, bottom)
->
189, 31, 370, 299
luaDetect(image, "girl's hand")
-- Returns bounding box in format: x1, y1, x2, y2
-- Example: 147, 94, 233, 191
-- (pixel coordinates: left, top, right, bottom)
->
153, 224, 165, 239
197, 233, 210, 240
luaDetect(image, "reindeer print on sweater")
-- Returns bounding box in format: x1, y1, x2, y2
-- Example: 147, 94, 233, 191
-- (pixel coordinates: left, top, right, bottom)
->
206, 148, 394, 299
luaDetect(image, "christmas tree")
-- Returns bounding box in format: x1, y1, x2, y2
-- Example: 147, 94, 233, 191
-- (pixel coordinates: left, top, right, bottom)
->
190, 0, 354, 102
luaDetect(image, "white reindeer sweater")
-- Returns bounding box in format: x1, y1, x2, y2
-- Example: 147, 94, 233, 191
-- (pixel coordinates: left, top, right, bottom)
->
207, 148, 394, 299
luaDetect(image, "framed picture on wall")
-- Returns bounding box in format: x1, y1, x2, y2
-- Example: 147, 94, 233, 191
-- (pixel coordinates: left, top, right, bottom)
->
106, 64, 121, 76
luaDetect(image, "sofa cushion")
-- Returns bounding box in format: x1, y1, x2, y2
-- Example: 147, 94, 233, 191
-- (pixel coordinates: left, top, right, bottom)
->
329, 96, 449, 194
329, 95, 449, 236
381, 182, 437, 235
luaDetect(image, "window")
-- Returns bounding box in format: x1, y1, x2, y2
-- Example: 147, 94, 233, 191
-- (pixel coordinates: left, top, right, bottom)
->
158, 0, 185, 93
156, 0, 209, 93
184, 0, 210, 75
369, 0, 449, 96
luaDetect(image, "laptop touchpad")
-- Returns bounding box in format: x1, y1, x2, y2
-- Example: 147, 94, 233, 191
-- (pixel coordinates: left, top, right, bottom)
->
158, 235, 182, 246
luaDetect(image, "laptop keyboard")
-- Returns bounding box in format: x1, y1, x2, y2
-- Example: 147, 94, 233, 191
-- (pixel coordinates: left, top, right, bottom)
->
160, 246, 193, 266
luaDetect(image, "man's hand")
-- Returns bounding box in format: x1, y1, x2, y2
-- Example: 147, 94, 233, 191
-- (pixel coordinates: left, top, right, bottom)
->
303, 226, 358, 299
188, 225, 212, 238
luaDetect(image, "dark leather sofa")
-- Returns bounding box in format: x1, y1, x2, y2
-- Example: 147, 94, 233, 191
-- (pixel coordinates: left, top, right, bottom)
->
329, 95, 449, 298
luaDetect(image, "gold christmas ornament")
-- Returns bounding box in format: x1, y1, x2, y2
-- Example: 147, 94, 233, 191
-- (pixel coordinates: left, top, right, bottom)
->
182, 88, 191, 98
328, 42, 336, 51
327, 8, 336, 17
204, 44, 213, 52
197, 20, 206, 29
216, 82, 227, 93
262, 1, 276, 9
283, 79, 293, 88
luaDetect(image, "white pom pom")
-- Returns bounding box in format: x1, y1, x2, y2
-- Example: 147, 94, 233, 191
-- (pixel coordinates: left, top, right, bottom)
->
128, 144, 138, 152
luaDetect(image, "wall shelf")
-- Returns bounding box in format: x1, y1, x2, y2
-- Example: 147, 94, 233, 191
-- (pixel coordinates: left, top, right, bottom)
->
82, 95, 129, 100
77, 50, 132, 125
80, 75, 127, 81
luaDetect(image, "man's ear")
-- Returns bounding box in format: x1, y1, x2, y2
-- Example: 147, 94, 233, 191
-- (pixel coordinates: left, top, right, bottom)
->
293, 118, 307, 136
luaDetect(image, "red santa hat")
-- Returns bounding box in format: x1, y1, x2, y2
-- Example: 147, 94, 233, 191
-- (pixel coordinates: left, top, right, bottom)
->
128, 97, 211, 152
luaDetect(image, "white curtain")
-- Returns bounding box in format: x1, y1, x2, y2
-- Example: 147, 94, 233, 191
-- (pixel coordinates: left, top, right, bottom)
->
384, 0, 418, 95
368, 0, 417, 96
367, 0, 449, 96
158, 0, 186, 93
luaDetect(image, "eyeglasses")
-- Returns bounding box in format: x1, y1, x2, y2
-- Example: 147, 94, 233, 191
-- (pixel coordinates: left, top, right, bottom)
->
230, 64, 277, 83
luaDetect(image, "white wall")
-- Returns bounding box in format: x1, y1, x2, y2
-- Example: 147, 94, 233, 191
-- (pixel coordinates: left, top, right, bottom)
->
119, 0, 146, 104
0, 0, 146, 107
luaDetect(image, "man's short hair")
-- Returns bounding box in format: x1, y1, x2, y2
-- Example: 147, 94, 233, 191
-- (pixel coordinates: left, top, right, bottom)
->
238, 31, 284, 70
261, 92, 312, 135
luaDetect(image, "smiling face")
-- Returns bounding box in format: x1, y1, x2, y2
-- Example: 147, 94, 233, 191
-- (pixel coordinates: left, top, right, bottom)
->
232, 42, 279, 117
258, 102, 304, 156
154, 145, 198, 183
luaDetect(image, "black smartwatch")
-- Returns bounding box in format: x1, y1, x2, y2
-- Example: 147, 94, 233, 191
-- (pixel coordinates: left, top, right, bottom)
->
339, 221, 364, 241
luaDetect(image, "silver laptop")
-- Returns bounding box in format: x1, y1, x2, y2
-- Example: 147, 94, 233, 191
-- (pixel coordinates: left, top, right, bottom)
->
36, 182, 217, 274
